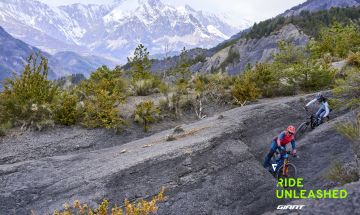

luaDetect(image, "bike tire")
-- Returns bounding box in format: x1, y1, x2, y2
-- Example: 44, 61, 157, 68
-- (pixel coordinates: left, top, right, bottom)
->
276, 163, 297, 180
295, 122, 308, 140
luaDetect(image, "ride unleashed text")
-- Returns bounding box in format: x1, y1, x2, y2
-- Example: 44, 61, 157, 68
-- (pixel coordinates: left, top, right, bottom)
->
276, 178, 348, 199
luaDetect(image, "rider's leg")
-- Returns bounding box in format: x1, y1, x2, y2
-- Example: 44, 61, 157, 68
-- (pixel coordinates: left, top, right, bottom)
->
263, 140, 277, 168
318, 111, 326, 124
315, 108, 325, 124
315, 107, 325, 119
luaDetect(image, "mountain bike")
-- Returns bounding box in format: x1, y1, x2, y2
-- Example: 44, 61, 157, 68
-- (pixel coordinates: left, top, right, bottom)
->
295, 108, 330, 140
270, 150, 297, 180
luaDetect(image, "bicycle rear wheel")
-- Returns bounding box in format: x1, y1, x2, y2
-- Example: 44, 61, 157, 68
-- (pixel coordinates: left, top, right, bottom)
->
295, 122, 308, 140
276, 163, 297, 180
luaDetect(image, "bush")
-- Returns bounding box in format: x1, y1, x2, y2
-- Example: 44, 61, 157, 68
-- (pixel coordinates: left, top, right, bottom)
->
38, 188, 166, 215
0, 127, 6, 137
310, 22, 360, 58
270, 41, 336, 94
337, 114, 360, 141
325, 160, 359, 186
53, 91, 79, 126
347, 51, 360, 67
134, 101, 160, 132
332, 67, 360, 109
251, 63, 280, 97
128, 44, 152, 82
81, 89, 124, 130
0, 54, 58, 130
78, 66, 127, 130
294, 60, 336, 92
131, 75, 162, 96
231, 72, 260, 106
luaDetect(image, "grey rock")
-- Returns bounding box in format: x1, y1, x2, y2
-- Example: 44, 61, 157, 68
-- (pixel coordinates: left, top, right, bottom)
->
196, 24, 309, 74
0, 93, 356, 215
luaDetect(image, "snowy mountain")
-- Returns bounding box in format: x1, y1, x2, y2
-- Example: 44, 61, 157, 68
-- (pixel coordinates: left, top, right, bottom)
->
0, 26, 115, 83
0, 26, 56, 81
0, 0, 250, 62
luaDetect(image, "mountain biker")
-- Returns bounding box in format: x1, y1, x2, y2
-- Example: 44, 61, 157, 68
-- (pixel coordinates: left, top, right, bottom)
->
263, 125, 296, 169
305, 93, 330, 125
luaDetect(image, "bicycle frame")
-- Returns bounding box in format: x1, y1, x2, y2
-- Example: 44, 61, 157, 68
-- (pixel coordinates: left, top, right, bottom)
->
283, 157, 289, 176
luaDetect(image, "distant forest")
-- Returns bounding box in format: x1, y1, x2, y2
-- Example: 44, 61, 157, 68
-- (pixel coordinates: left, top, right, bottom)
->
212, 6, 360, 52
245, 6, 360, 39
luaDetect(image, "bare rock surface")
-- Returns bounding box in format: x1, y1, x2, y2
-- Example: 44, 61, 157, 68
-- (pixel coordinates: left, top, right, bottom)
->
0, 93, 356, 215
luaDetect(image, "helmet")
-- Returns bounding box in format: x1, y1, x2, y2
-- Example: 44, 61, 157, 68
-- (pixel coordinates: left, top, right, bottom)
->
287, 125, 296, 134
316, 93, 324, 102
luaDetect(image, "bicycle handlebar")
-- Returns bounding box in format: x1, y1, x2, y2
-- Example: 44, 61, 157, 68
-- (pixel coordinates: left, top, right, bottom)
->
276, 150, 298, 158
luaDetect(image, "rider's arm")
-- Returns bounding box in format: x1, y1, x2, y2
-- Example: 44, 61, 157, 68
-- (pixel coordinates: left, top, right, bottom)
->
323, 102, 330, 118
291, 139, 296, 150
306, 98, 317, 107
291, 139, 297, 155
277, 132, 285, 147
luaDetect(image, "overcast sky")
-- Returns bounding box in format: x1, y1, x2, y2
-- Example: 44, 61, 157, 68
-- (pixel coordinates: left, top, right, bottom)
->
38, 0, 307, 23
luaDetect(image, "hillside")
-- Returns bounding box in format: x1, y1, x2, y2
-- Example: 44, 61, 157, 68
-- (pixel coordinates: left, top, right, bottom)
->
191, 5, 360, 74
0, 26, 56, 80
282, 0, 360, 16
147, 5, 360, 75
0, 93, 355, 214
0, 26, 117, 82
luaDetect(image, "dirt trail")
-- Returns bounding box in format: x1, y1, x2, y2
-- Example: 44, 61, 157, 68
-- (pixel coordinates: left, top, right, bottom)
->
0, 93, 355, 215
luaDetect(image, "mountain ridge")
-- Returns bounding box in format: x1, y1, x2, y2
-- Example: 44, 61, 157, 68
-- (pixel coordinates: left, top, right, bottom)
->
0, 26, 116, 82
0, 0, 249, 62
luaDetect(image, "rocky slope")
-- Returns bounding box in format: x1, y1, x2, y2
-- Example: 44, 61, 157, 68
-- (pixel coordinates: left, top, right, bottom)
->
0, 93, 355, 214
282, 0, 360, 17
193, 24, 309, 74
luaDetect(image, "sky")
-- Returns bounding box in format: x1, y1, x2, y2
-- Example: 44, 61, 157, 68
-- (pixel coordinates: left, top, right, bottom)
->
38, 0, 307, 23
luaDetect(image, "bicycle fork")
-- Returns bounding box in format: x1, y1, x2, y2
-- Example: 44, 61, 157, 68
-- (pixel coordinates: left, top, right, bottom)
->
283, 158, 288, 177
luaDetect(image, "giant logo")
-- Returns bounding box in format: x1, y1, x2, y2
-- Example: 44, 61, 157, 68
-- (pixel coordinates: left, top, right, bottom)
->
277, 205, 305, 210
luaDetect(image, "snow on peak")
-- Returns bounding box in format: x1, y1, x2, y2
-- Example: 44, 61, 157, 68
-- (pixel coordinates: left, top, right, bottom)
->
0, 0, 252, 62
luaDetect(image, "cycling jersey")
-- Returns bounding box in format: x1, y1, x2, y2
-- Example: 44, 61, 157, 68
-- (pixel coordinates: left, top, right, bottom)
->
306, 98, 330, 118
274, 131, 296, 149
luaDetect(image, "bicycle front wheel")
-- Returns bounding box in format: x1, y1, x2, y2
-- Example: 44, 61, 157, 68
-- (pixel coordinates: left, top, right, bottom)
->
276, 163, 297, 180
295, 122, 308, 140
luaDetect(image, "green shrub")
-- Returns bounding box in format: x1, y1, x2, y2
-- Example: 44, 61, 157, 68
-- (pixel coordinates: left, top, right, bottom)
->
332, 67, 360, 109
347, 51, 360, 67
53, 91, 79, 126
0, 127, 6, 137
293, 60, 336, 92
0, 54, 58, 130
231, 72, 260, 106
128, 44, 152, 82
170, 47, 192, 81
337, 114, 360, 141
325, 160, 359, 185
131, 75, 162, 96
81, 89, 124, 130
310, 22, 360, 58
158, 98, 171, 113
251, 63, 280, 97
77, 66, 127, 130
179, 96, 195, 112
37, 188, 166, 215
271, 41, 336, 94
134, 101, 160, 132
